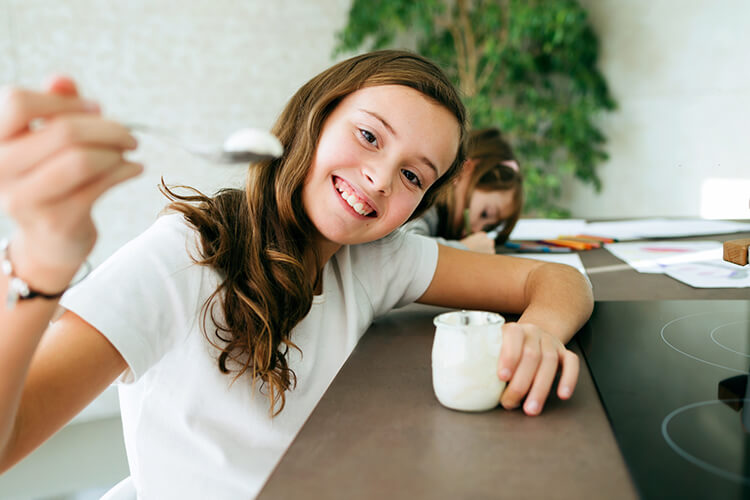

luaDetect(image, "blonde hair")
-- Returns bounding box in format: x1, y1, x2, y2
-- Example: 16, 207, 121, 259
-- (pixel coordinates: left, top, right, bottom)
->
162, 50, 467, 416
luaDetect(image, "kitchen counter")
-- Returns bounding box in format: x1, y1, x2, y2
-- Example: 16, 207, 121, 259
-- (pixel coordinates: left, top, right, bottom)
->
259, 231, 749, 498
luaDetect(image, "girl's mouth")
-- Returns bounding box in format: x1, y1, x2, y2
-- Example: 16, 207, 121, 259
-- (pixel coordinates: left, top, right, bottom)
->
332, 176, 377, 217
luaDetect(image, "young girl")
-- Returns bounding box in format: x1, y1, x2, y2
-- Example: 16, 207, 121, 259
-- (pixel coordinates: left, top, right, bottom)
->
0, 50, 592, 498
404, 127, 523, 253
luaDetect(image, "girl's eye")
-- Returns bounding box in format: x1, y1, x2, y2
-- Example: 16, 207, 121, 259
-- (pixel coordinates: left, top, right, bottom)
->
402, 169, 422, 188
481, 210, 488, 219
360, 129, 378, 146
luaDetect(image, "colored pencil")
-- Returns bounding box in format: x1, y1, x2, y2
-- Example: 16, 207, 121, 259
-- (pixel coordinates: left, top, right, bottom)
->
574, 234, 618, 243
540, 239, 593, 251
504, 242, 572, 253
556, 236, 602, 248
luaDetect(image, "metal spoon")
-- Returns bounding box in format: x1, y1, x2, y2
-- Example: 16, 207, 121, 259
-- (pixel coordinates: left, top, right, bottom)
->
127, 123, 283, 164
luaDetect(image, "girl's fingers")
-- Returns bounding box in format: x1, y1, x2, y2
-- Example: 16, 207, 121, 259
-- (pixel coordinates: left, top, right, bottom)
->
74, 160, 143, 207
0, 86, 99, 140
16, 148, 125, 204
522, 339, 564, 416
497, 322, 524, 382
556, 349, 580, 400
0, 114, 137, 181
499, 333, 541, 410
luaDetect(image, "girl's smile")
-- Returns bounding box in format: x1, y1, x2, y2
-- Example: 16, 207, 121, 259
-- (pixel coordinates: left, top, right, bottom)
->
302, 84, 460, 258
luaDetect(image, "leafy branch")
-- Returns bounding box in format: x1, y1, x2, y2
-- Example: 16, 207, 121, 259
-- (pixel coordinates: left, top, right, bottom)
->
335, 0, 616, 216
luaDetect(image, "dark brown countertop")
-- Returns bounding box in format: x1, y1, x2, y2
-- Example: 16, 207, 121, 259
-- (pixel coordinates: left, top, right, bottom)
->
259, 231, 749, 499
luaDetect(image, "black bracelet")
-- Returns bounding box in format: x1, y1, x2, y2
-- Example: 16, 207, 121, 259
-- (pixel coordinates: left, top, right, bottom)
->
1, 238, 68, 309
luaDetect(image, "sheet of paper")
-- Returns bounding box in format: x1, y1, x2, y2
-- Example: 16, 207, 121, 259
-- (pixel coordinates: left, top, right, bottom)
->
508, 219, 587, 241
584, 218, 750, 241
663, 260, 750, 288
513, 253, 587, 277
604, 241, 724, 273
510, 218, 750, 243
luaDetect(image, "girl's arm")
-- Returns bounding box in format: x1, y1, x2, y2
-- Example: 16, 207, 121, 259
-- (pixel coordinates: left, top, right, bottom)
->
417, 244, 594, 416
0, 78, 139, 470
0, 305, 126, 472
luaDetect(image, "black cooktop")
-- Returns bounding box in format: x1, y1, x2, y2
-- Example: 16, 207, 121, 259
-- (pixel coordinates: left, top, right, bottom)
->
579, 300, 750, 500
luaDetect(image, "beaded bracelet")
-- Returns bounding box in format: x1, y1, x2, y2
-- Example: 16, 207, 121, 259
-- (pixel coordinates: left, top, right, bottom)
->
0, 238, 67, 309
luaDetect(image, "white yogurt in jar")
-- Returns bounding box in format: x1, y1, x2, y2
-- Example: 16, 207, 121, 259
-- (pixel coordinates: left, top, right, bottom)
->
432, 310, 505, 412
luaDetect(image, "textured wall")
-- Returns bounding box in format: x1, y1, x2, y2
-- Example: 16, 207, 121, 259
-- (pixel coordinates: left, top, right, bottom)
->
565, 0, 750, 219
0, 0, 351, 268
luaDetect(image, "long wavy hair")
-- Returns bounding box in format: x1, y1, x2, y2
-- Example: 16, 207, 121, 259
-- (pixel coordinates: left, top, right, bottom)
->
161, 50, 467, 416
435, 127, 523, 243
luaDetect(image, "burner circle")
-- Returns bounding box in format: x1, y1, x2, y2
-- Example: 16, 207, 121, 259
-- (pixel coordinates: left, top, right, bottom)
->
711, 322, 750, 359
660, 312, 749, 374
662, 399, 750, 484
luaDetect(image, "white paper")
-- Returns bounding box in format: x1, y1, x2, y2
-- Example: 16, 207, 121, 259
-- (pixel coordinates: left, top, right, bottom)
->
604, 241, 724, 273
514, 253, 587, 278
663, 260, 750, 288
508, 219, 587, 241
509, 218, 750, 242
584, 218, 750, 241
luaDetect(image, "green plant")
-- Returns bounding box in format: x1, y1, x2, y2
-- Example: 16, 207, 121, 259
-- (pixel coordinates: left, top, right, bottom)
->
335, 0, 616, 216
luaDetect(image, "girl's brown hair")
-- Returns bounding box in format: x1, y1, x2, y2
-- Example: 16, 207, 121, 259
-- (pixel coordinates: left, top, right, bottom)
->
162, 50, 467, 416
435, 128, 523, 244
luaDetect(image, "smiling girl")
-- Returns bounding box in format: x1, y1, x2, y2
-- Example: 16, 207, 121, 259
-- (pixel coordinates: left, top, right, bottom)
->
0, 50, 592, 498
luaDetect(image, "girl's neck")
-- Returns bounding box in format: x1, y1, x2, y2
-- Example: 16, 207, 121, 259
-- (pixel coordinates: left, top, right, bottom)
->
312, 238, 342, 294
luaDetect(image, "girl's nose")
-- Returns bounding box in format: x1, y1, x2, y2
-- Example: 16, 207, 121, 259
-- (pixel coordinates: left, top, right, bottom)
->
363, 164, 394, 196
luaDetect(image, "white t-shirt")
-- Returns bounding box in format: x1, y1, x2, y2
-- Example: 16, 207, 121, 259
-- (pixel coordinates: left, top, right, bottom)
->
60, 213, 438, 499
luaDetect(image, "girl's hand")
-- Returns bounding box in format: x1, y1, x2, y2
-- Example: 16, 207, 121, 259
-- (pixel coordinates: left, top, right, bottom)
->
0, 76, 142, 292
497, 322, 580, 416
460, 231, 495, 254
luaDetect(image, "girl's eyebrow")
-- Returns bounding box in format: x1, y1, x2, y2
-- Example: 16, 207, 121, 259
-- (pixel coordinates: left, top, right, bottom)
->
359, 108, 440, 178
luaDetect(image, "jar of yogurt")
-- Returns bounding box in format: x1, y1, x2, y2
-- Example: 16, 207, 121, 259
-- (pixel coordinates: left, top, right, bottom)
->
432, 310, 505, 412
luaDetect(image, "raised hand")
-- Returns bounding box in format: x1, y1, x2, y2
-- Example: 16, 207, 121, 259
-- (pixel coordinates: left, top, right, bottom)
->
0, 76, 142, 293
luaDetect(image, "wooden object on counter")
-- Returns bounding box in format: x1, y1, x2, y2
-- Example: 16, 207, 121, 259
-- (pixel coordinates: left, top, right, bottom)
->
723, 238, 750, 266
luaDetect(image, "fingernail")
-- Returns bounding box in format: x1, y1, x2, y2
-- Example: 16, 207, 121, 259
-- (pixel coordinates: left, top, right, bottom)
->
525, 400, 539, 414
499, 368, 511, 381
559, 386, 571, 399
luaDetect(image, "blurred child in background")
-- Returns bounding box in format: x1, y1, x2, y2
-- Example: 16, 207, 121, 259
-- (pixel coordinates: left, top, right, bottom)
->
404, 127, 523, 253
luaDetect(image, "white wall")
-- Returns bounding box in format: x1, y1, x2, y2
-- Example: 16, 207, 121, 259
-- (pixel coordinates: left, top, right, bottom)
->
564, 0, 750, 219
0, 0, 351, 269
3, 0, 748, 268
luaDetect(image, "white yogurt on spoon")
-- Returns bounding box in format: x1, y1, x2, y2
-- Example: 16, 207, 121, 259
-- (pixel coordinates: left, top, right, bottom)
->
223, 128, 283, 158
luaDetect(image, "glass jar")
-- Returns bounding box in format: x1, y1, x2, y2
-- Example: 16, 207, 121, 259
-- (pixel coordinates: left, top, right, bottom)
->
432, 310, 506, 412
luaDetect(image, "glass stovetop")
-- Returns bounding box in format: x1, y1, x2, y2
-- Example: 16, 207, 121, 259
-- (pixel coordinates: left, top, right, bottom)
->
579, 300, 750, 500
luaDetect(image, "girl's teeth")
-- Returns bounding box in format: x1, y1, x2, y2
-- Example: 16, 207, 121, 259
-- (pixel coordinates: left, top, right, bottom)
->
336, 181, 374, 216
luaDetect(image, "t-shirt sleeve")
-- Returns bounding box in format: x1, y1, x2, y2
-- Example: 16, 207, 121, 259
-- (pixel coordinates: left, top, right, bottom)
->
353, 229, 439, 317
59, 213, 209, 383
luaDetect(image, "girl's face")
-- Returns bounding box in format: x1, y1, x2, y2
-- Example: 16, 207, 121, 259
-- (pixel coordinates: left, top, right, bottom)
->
303, 85, 460, 252
467, 188, 515, 234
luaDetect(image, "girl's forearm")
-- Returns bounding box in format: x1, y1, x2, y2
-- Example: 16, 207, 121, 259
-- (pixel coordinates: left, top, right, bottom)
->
516, 263, 594, 343
0, 274, 58, 470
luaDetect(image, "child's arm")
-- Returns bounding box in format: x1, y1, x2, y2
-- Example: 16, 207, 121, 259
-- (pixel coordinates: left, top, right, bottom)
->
0, 78, 139, 470
417, 244, 593, 416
